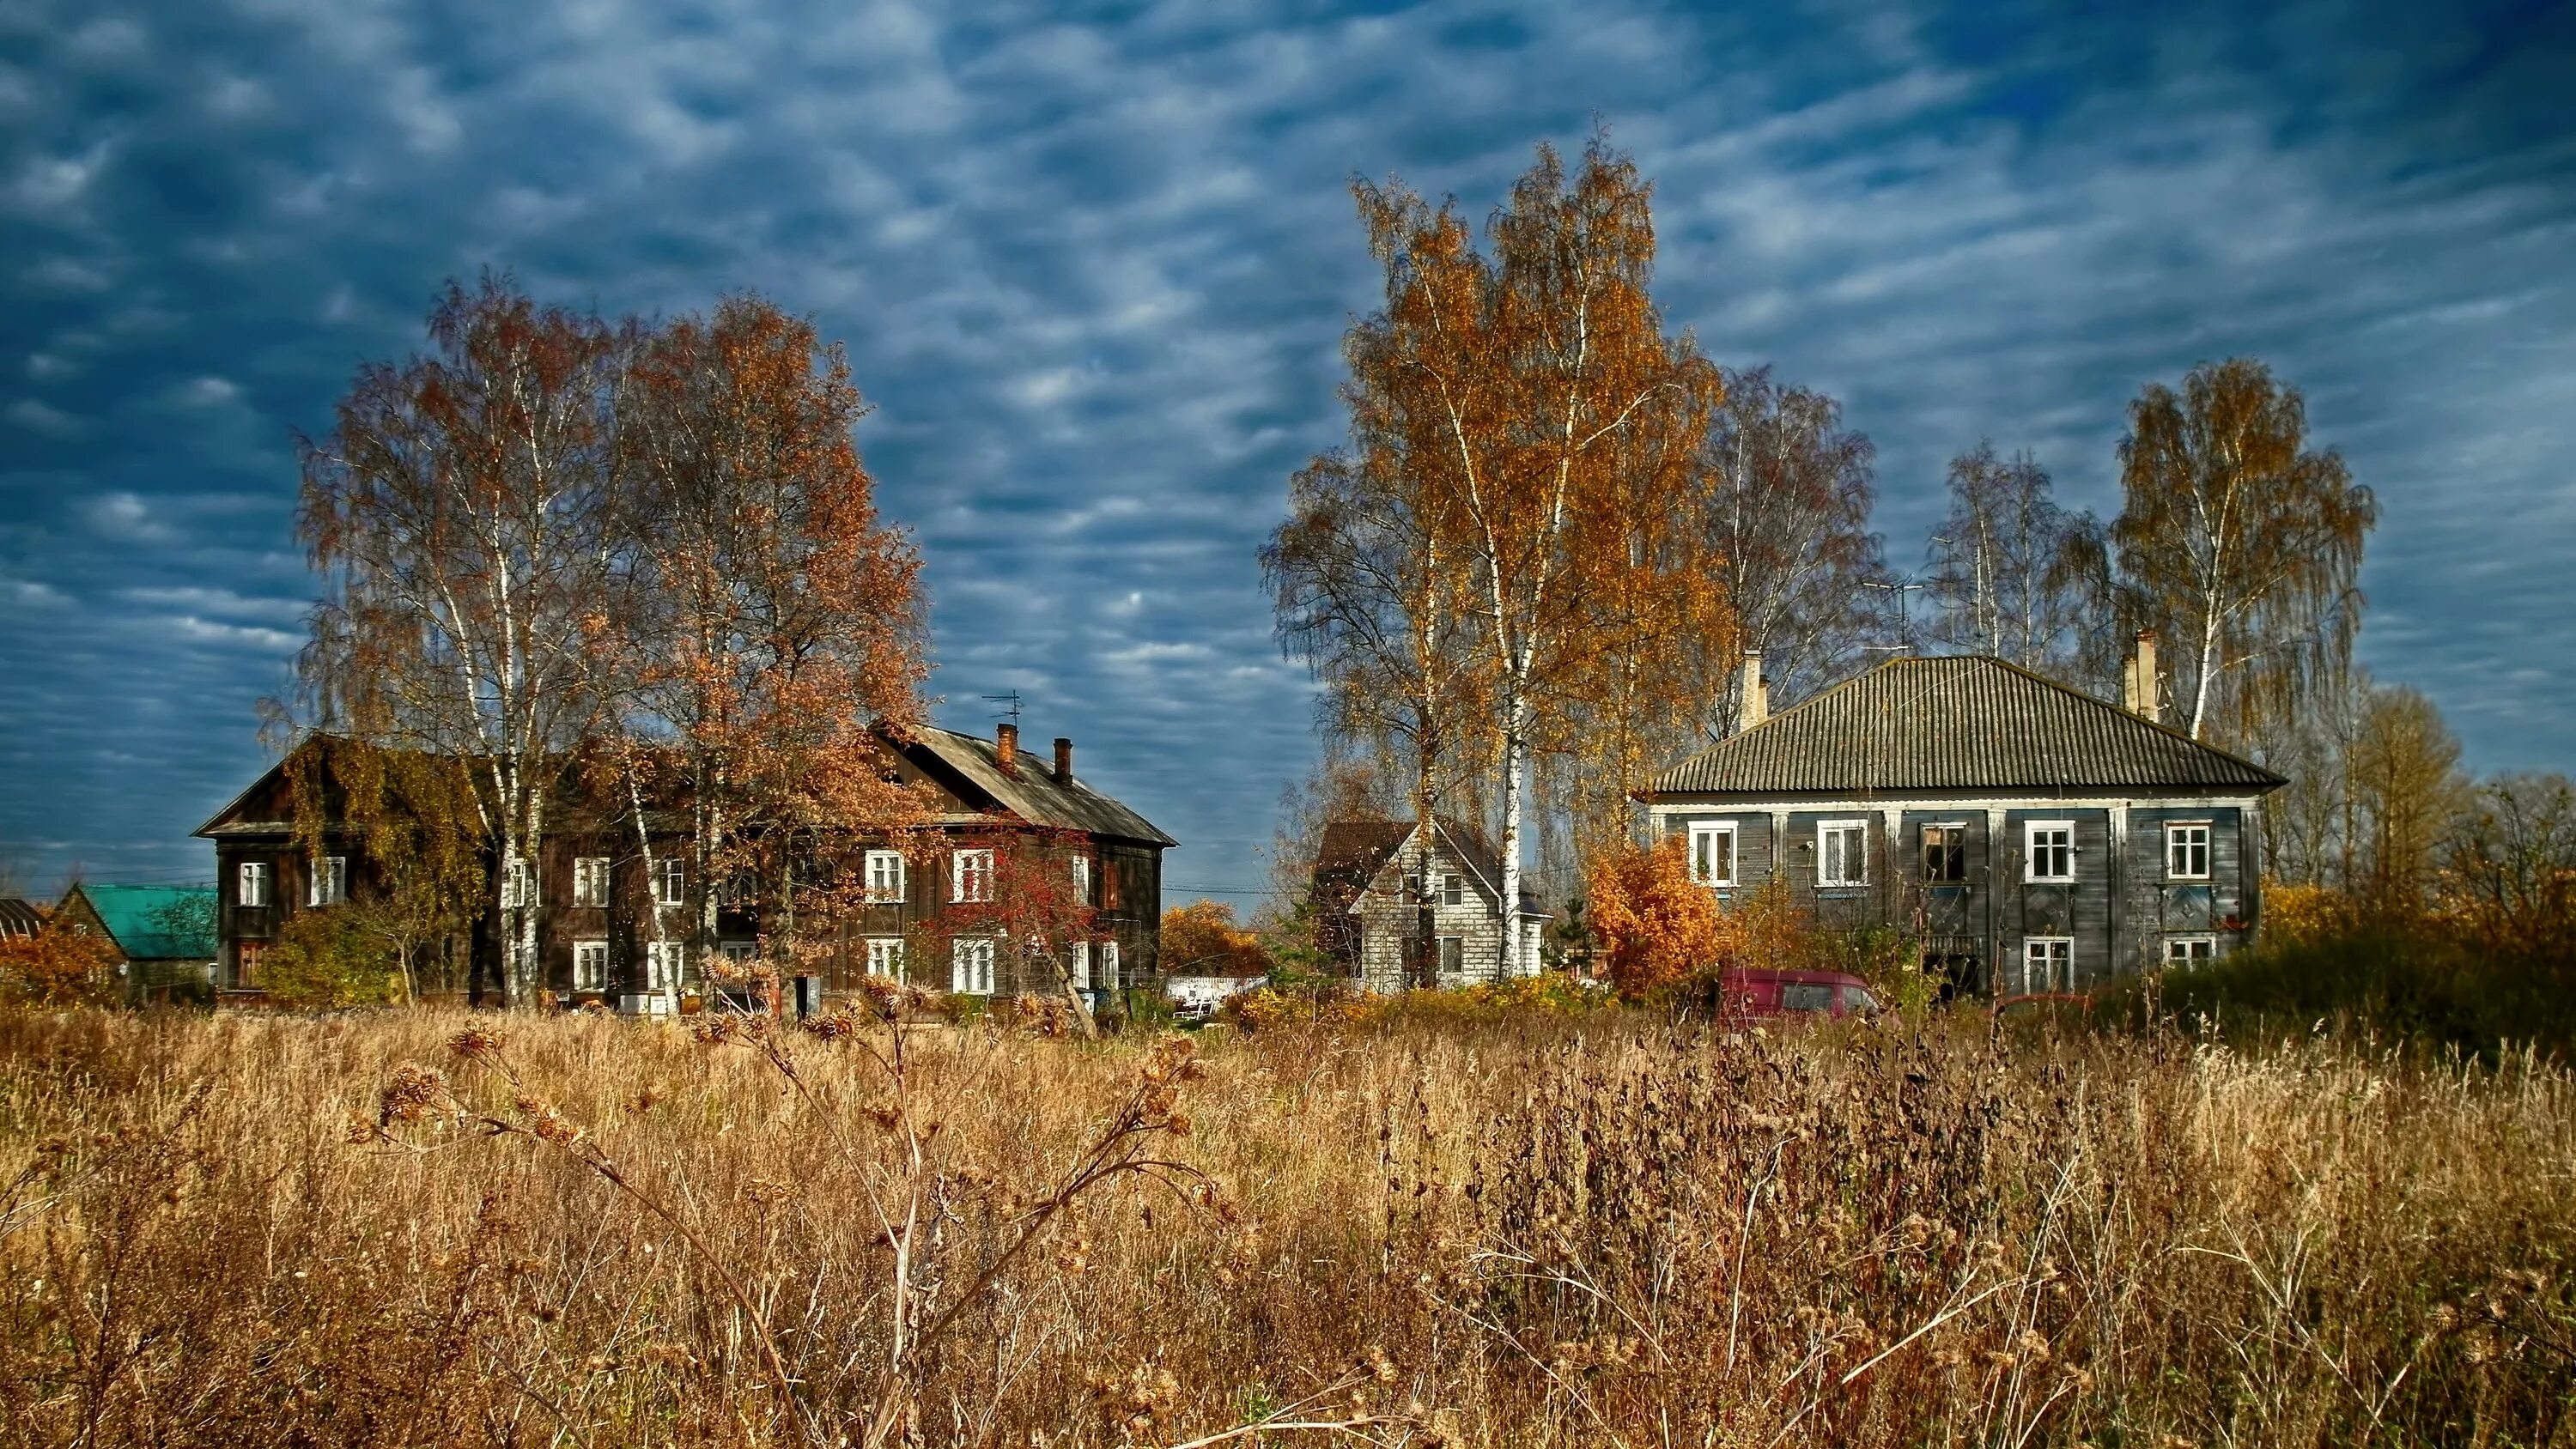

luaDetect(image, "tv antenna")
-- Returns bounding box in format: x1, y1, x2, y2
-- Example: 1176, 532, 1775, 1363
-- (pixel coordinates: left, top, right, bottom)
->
1860, 579, 1927, 654
980, 690, 1024, 726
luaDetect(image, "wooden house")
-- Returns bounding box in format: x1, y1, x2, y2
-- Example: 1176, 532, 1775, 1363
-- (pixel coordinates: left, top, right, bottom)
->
1311, 818, 1552, 991
1633, 646, 2284, 996
193, 722, 1174, 1013
49, 883, 217, 1003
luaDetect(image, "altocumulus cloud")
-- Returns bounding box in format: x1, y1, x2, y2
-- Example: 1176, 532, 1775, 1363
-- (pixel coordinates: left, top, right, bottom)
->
1, 0, 2571, 897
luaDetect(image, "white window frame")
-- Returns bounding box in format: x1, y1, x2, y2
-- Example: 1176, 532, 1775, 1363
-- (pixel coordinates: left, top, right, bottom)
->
572, 856, 610, 908
951, 937, 995, 994
866, 849, 906, 904
1072, 854, 1092, 901
719, 939, 758, 965
572, 939, 609, 992
1440, 873, 1464, 907
2165, 935, 2216, 968
951, 848, 994, 904
2166, 822, 2212, 881
501, 857, 538, 910
2024, 821, 2076, 883
866, 937, 905, 977
1100, 939, 1119, 985
1068, 940, 1091, 990
644, 940, 685, 991
1688, 822, 1737, 887
2023, 937, 2073, 993
1816, 820, 1868, 888
653, 858, 686, 909
307, 855, 347, 906
238, 860, 270, 908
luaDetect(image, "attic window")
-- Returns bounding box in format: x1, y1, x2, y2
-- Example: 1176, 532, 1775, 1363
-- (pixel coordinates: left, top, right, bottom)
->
1441, 874, 1463, 907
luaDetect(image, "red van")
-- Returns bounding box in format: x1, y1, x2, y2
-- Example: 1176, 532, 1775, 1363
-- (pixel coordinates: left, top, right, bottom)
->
1713, 967, 1880, 1022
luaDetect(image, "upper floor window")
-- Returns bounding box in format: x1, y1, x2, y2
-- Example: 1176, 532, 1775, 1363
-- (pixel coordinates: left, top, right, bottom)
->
307, 856, 347, 907
653, 859, 686, 909
1921, 824, 1966, 883
2025, 822, 2075, 883
866, 849, 906, 904
237, 860, 271, 908
1441, 873, 1465, 907
2166, 823, 2211, 881
1072, 854, 1092, 901
1817, 821, 1868, 887
572, 857, 610, 908
1689, 822, 1737, 887
501, 857, 538, 910
951, 849, 994, 904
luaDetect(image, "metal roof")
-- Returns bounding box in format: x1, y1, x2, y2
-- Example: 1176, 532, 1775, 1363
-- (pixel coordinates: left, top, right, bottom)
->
1643, 655, 2287, 797
1310, 817, 1552, 917
64, 884, 216, 960
905, 727, 1178, 846
0, 898, 42, 938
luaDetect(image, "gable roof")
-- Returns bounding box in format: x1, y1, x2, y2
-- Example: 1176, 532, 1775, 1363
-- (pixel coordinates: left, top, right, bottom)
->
63, 884, 216, 960
902, 727, 1177, 846
0, 899, 42, 939
1644, 655, 2287, 797
1310, 817, 1551, 918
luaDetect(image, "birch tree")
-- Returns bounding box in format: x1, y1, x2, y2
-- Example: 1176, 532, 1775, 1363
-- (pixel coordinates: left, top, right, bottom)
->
1923, 441, 2102, 680
2113, 358, 2378, 744
1692, 367, 1886, 732
294, 276, 623, 1005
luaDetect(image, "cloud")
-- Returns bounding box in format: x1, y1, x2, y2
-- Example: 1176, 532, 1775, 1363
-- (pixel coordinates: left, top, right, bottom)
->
0, 0, 2570, 897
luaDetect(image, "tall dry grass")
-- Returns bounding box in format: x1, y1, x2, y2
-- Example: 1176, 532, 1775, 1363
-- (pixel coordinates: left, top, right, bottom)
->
0, 1003, 2567, 1446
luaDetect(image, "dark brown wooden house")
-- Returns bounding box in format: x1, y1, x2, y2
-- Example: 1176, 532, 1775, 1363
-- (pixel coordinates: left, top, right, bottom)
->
1634, 650, 2284, 997
193, 722, 1174, 1013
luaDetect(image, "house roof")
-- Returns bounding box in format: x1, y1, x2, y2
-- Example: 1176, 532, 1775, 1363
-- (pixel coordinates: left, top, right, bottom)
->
1643, 654, 2287, 797
0, 898, 42, 938
1310, 817, 1551, 918
903, 727, 1178, 847
64, 884, 216, 960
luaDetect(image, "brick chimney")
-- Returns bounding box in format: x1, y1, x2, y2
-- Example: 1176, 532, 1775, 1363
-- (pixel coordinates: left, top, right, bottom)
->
2123, 631, 2160, 723
995, 721, 1018, 777
1737, 650, 1769, 733
1053, 736, 1073, 786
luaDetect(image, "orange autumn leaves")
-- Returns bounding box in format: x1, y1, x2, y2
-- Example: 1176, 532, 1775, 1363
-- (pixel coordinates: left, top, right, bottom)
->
1585, 835, 1811, 1001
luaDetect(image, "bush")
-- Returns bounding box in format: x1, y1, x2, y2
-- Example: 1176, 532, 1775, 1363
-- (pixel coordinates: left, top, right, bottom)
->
0, 929, 118, 1008
258, 909, 404, 1009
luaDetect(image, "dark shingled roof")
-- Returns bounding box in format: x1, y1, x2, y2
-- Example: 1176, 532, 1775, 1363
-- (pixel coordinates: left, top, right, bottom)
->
1643, 655, 2287, 797
1310, 817, 1551, 917
0, 898, 42, 938
907, 727, 1177, 846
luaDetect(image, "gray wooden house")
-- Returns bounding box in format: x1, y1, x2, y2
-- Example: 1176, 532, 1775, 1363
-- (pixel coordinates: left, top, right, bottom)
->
1310, 818, 1551, 991
1634, 648, 2284, 996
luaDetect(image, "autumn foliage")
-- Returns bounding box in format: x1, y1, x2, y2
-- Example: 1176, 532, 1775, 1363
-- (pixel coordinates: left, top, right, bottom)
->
1583, 835, 1727, 999
0, 927, 116, 1008
1158, 900, 1270, 979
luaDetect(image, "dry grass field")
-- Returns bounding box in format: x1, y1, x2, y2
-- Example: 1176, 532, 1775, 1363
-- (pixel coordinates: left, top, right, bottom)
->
0, 1003, 2569, 1447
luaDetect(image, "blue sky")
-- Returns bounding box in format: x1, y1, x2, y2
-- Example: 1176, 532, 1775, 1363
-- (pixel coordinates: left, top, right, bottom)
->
3, 0, 2571, 903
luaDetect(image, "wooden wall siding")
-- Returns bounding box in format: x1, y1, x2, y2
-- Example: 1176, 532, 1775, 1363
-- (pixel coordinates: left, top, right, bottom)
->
1658, 812, 1776, 906
1349, 832, 1510, 991
2123, 806, 2251, 968
2001, 809, 2115, 990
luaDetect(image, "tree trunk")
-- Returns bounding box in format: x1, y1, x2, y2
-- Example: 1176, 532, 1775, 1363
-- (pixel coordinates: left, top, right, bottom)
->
1499, 689, 1528, 980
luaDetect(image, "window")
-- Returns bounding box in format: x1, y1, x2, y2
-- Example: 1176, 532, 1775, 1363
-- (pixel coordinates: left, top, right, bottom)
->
644, 941, 685, 991
573, 939, 609, 991
654, 859, 686, 909
951, 849, 994, 904
1100, 939, 1119, 985
2023, 937, 2073, 993
501, 857, 538, 909
865, 849, 906, 904
2165, 936, 2215, 968
307, 856, 347, 906
951, 937, 995, 994
720, 939, 758, 965
1069, 940, 1091, 989
2166, 823, 2212, 880
1072, 854, 1092, 901
1921, 824, 1966, 883
573, 857, 610, 908
2025, 822, 2075, 882
1441, 874, 1464, 907
1817, 821, 1868, 887
866, 937, 906, 977
1689, 822, 1737, 886
238, 860, 270, 907
1782, 983, 1834, 1012
1437, 936, 1463, 976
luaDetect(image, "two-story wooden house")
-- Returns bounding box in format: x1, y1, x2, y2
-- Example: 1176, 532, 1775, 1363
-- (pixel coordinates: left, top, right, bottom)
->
1633, 648, 2284, 996
193, 722, 1174, 1012
1310, 817, 1552, 991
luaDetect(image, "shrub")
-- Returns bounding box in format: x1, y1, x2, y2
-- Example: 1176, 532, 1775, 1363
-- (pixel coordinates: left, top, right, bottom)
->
258, 908, 404, 1009
0, 927, 118, 1008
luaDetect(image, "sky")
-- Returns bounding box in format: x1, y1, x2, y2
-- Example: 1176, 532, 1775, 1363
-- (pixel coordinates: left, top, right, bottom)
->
3, 0, 2572, 906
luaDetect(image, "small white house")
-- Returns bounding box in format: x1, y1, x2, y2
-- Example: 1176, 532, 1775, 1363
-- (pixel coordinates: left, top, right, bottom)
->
1310, 817, 1552, 993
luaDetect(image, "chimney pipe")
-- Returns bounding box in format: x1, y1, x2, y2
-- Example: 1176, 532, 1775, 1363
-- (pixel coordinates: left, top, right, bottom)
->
996, 722, 1018, 776
1053, 737, 1073, 786
1737, 650, 1769, 733
2124, 631, 2160, 723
